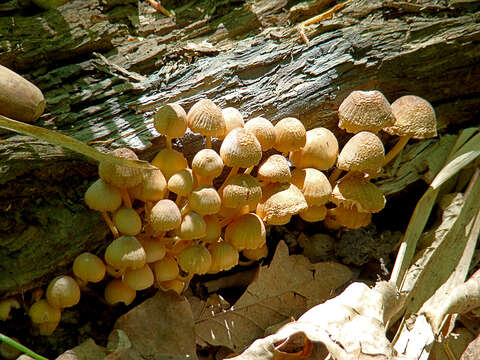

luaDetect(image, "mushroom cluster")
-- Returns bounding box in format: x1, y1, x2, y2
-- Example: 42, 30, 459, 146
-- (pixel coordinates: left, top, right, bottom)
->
18, 90, 435, 335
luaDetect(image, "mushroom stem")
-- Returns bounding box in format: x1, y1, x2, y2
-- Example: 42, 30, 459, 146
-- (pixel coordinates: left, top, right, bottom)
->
167, 239, 192, 256
102, 211, 119, 238
181, 203, 190, 216
328, 168, 343, 185
175, 195, 184, 206
195, 174, 212, 186
219, 205, 250, 227
218, 166, 239, 193
120, 188, 132, 208
382, 135, 410, 167
244, 166, 254, 175
165, 136, 172, 149
205, 136, 212, 149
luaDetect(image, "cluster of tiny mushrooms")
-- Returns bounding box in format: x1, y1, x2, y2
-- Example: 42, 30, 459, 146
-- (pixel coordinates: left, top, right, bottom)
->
0, 90, 437, 335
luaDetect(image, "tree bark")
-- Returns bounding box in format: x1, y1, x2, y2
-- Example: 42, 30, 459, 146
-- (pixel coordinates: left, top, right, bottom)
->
0, 0, 479, 295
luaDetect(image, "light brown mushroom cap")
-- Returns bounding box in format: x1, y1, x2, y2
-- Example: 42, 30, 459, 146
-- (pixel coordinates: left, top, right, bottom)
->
152, 256, 179, 282
122, 264, 154, 291
244, 117, 276, 151
113, 207, 142, 236
188, 186, 222, 215
73, 252, 106, 283
219, 107, 244, 139
220, 128, 262, 168
257, 154, 292, 183
148, 199, 181, 234
153, 103, 187, 139
178, 211, 207, 240
168, 168, 196, 197
331, 173, 385, 213
104, 279, 136, 306
140, 239, 166, 263
328, 205, 372, 229
221, 173, 262, 208
0, 298, 20, 321
151, 148, 188, 180
384, 95, 437, 139
337, 131, 385, 174
242, 244, 268, 261
225, 213, 266, 250
256, 183, 307, 225
187, 99, 226, 137
338, 90, 395, 133
29, 299, 61, 325
129, 167, 167, 202
85, 178, 123, 213
98, 148, 143, 188
273, 117, 306, 153
192, 149, 224, 178
208, 241, 239, 273
158, 279, 185, 295
289, 127, 339, 170
200, 215, 222, 243
104, 235, 147, 270
299, 205, 327, 223
46, 275, 81, 309
177, 244, 212, 275
291, 168, 332, 206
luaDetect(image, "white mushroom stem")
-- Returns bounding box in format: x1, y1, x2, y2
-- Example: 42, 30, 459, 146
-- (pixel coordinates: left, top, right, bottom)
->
205, 136, 212, 149
165, 136, 172, 150
328, 168, 343, 185
101, 211, 119, 238
119, 188, 132, 208
382, 135, 410, 167
181, 203, 190, 216
244, 166, 254, 175
218, 166, 239, 193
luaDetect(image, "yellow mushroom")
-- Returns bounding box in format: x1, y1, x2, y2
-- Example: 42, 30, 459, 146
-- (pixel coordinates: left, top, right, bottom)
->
46, 275, 80, 309
289, 127, 338, 170
122, 264, 154, 291
225, 213, 266, 251
104, 235, 147, 270
72, 252, 106, 283
244, 116, 276, 151
187, 99, 226, 148
104, 279, 136, 306
153, 103, 187, 149
177, 244, 212, 275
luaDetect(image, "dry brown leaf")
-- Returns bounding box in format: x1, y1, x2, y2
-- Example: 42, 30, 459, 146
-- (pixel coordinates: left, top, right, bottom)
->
193, 241, 353, 352
55, 339, 107, 360
113, 290, 197, 360
460, 329, 480, 360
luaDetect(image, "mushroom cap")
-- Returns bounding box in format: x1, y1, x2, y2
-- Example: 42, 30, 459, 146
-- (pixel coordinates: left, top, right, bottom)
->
85, 178, 123, 213
139, 239, 166, 263
187, 99, 226, 137
158, 279, 185, 295
200, 215, 222, 243
177, 244, 212, 275
384, 95, 437, 139
337, 131, 385, 174
299, 204, 327, 223
219, 107, 244, 139
113, 207, 142, 236
208, 241, 239, 273
104, 279, 136, 306
148, 199, 182, 233
129, 167, 167, 202
328, 205, 372, 229
29, 299, 61, 324
178, 211, 207, 240
220, 128, 262, 168
168, 168, 196, 197
104, 235, 147, 270
256, 183, 307, 225
73, 252, 106, 283
221, 173, 262, 208
225, 213, 266, 250
242, 243, 268, 261
153, 103, 187, 139
331, 173, 385, 213
151, 148, 188, 180
289, 127, 339, 170
192, 149, 224, 178
122, 264, 154, 291
338, 90, 395, 133
257, 154, 292, 183
273, 117, 306, 153
46, 275, 81, 309
98, 147, 143, 188
291, 168, 332, 206
152, 256, 179, 282
188, 186, 222, 215
244, 116, 276, 151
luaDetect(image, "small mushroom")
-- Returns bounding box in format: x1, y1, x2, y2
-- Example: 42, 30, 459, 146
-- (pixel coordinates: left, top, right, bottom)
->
113, 207, 142, 236
46, 275, 81, 309
152, 256, 179, 282
129, 167, 167, 203
104, 235, 147, 270
153, 103, 187, 149
242, 243, 268, 261
338, 90, 395, 133
140, 238, 166, 263
168, 168, 197, 205
273, 117, 306, 155
299, 204, 327, 223
244, 116, 276, 152
327, 205, 372, 229
151, 148, 188, 180
220, 107, 244, 139
208, 240, 239, 273
73, 252, 106, 284
178, 211, 207, 240
221, 173, 262, 209
177, 244, 212, 275
122, 264, 155, 291
225, 213, 266, 251
257, 154, 292, 185
291, 168, 331, 206
289, 127, 338, 170
28, 299, 61, 335
158, 279, 185, 295
187, 99, 226, 148
0, 298, 20, 321
382, 95, 437, 166
104, 279, 136, 306
192, 149, 224, 185
148, 199, 182, 235
188, 186, 222, 216
200, 215, 222, 243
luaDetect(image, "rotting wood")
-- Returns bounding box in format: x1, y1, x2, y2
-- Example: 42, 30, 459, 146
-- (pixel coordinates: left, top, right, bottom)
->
0, 0, 479, 295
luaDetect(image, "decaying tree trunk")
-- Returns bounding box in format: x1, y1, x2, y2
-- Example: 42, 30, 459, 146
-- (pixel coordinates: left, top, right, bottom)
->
0, 0, 479, 295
